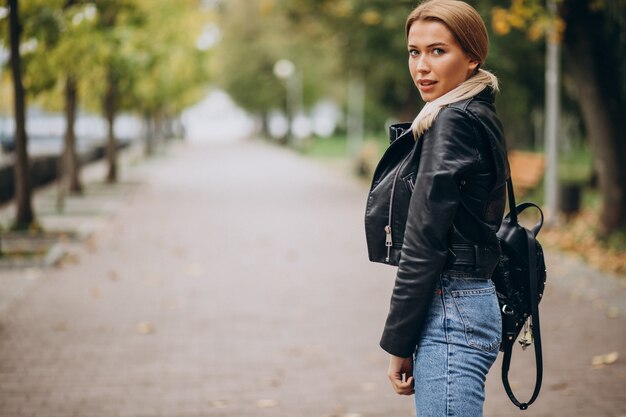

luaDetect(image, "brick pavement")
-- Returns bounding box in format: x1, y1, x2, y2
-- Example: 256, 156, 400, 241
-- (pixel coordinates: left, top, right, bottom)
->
0, 139, 624, 417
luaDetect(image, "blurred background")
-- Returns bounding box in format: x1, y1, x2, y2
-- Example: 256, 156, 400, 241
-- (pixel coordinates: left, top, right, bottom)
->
1, 0, 625, 268
0, 0, 625, 416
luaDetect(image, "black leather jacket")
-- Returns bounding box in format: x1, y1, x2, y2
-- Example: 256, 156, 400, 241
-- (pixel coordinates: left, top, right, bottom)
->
369, 88, 509, 358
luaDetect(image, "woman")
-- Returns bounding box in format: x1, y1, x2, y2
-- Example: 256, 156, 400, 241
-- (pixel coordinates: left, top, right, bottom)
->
379, 1, 508, 416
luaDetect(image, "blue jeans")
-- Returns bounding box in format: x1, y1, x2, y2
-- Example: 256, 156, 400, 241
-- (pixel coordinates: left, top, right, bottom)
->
413, 273, 501, 417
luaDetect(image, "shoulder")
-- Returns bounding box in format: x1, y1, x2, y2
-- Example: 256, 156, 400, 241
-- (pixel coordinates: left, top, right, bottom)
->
447, 87, 497, 122
436, 87, 504, 147
426, 105, 480, 148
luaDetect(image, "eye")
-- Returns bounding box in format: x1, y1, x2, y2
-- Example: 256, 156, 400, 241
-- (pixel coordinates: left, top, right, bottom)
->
408, 49, 419, 57
432, 48, 445, 55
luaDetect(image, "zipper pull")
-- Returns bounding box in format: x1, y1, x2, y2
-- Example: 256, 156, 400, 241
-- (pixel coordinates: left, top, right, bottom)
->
385, 225, 392, 262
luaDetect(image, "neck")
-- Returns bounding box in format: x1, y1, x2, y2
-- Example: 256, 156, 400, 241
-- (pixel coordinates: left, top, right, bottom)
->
411, 69, 499, 138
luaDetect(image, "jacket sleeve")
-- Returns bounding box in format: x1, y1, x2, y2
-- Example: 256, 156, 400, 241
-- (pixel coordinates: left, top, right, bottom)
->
380, 108, 481, 357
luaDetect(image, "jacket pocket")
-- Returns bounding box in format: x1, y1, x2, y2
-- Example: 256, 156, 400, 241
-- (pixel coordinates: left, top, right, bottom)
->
451, 285, 502, 352
403, 172, 416, 193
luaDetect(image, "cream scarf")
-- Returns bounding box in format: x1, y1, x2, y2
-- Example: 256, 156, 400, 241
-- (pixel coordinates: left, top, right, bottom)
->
411, 69, 499, 138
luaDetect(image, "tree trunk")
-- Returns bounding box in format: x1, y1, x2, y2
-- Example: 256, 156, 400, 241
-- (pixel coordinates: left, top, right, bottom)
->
8, 0, 35, 230
63, 74, 82, 193
143, 113, 154, 157
104, 70, 117, 183
561, 0, 626, 234
155, 110, 163, 151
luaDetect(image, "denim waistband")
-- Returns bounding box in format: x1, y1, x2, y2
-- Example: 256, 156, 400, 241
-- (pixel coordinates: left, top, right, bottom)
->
441, 270, 493, 280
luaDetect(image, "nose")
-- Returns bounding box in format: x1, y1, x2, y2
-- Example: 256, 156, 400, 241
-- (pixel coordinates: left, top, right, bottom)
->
415, 55, 429, 73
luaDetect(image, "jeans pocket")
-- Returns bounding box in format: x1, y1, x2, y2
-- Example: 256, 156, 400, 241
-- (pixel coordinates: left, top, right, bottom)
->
451, 285, 502, 352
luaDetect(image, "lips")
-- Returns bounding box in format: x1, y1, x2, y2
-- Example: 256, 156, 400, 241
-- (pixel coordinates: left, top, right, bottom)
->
417, 79, 437, 93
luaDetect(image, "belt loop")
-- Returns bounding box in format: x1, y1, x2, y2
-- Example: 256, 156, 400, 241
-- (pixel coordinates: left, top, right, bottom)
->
445, 247, 457, 269
474, 245, 484, 269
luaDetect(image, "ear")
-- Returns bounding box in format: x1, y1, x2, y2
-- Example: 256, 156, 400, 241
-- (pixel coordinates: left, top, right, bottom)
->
468, 59, 479, 72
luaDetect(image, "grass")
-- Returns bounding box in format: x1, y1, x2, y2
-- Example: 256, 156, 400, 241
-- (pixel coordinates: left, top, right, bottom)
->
558, 146, 594, 185
299, 133, 389, 160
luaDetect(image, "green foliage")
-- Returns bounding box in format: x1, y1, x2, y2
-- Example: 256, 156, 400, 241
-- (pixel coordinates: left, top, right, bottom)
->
212, 0, 570, 141
123, 0, 212, 116
0, 0, 213, 120
558, 145, 594, 184
276, 0, 417, 128
299, 134, 348, 158
212, 0, 341, 117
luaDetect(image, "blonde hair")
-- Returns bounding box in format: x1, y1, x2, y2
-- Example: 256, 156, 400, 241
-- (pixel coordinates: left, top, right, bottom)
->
406, 0, 489, 66
406, 0, 499, 137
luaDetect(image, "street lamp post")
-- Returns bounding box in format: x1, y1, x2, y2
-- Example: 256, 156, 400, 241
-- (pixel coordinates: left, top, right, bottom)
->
273, 59, 301, 144
0, 44, 8, 159
544, 0, 560, 225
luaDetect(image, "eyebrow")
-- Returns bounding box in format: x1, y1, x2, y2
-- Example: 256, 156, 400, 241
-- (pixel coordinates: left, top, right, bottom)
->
407, 42, 449, 48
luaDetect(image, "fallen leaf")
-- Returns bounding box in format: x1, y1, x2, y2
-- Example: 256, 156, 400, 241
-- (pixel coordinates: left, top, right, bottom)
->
592, 351, 619, 367
158, 298, 183, 311
53, 322, 68, 332
85, 238, 98, 253
208, 400, 228, 408
60, 252, 79, 266
591, 355, 605, 367
256, 399, 278, 408
607, 307, 620, 319
108, 270, 119, 281
136, 322, 155, 335
267, 378, 281, 387
142, 275, 162, 287
185, 263, 204, 278
173, 246, 187, 258
604, 351, 619, 365
549, 382, 568, 391
361, 382, 376, 392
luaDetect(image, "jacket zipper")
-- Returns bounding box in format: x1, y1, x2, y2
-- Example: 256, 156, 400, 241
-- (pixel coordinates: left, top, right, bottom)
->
385, 152, 412, 262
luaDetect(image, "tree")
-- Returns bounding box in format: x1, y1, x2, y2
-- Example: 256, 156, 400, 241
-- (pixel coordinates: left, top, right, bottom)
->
16, 0, 96, 195
8, 0, 35, 229
491, 0, 626, 235
97, 1, 126, 183
213, 0, 344, 133
57, 0, 95, 193
277, 0, 417, 128
128, 0, 212, 155
560, 0, 626, 234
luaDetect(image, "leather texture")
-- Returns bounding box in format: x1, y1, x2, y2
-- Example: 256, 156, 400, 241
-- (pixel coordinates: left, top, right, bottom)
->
365, 88, 510, 357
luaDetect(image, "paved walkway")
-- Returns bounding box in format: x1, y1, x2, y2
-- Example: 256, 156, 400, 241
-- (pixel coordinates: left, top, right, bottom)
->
0, 139, 624, 417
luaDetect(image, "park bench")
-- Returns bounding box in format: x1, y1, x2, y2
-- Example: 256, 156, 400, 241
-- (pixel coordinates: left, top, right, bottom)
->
508, 150, 545, 196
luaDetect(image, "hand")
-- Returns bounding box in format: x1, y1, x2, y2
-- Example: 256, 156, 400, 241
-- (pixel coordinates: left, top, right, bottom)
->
387, 354, 415, 395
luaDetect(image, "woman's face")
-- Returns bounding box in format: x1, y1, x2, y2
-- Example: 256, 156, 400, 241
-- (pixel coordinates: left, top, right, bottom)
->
407, 20, 479, 102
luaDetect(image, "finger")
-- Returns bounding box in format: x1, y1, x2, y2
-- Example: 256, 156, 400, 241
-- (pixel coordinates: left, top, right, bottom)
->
397, 376, 415, 395
395, 384, 414, 395
391, 377, 414, 395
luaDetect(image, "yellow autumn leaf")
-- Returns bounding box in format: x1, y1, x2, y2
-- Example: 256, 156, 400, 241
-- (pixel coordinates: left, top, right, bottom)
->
259, 0, 275, 15
137, 322, 155, 335
592, 351, 619, 367
208, 400, 228, 408
491, 9, 511, 35
185, 263, 204, 277
256, 399, 279, 408
361, 10, 381, 26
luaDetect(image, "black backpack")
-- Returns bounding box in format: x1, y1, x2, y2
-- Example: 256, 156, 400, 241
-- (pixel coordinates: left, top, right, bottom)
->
491, 178, 547, 410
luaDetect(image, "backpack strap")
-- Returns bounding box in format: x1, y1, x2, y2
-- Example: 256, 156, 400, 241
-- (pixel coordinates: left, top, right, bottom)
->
500, 193, 544, 410
506, 177, 518, 224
